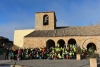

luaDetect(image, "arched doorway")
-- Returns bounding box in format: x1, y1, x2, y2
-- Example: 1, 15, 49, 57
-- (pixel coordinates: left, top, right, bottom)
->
68, 38, 77, 47
46, 39, 55, 49
87, 43, 96, 51
57, 39, 65, 48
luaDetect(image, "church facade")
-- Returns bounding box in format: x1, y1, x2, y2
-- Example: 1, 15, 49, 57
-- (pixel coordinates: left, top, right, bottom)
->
20, 11, 100, 54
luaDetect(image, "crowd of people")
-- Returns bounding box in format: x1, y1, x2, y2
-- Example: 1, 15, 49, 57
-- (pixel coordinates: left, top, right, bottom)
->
4, 44, 95, 60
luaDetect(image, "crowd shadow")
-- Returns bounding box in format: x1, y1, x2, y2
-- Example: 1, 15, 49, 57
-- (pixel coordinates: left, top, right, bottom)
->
97, 64, 100, 67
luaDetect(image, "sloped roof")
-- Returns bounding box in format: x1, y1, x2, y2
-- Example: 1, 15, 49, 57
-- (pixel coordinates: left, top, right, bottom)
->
25, 26, 100, 37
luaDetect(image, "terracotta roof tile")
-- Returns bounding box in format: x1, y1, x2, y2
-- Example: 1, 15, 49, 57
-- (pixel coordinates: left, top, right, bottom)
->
25, 26, 100, 37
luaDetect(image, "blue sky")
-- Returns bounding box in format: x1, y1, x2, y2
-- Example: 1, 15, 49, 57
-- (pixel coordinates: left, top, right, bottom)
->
0, 0, 100, 41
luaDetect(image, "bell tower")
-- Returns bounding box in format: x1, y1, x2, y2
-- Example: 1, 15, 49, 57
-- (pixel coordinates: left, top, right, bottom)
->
35, 11, 57, 30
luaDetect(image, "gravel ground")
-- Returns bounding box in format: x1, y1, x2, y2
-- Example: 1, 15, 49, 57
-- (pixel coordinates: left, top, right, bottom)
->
0, 59, 91, 67
0, 54, 100, 67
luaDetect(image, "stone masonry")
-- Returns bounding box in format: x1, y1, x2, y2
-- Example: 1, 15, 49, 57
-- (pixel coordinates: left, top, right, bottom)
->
24, 36, 100, 54
23, 11, 100, 55
35, 11, 56, 30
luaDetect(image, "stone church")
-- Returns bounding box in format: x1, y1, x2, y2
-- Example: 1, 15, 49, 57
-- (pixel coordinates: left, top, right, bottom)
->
14, 11, 100, 54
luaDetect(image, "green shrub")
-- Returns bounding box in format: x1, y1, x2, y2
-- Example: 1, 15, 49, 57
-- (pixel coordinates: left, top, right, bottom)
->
89, 53, 99, 58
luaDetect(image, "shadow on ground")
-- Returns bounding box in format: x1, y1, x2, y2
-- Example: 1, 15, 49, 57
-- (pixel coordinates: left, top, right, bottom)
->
97, 63, 100, 67
0, 54, 5, 60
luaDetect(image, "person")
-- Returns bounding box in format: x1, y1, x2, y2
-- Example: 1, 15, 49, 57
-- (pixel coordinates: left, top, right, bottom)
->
57, 53, 62, 59
11, 53, 14, 60
5, 48, 9, 60
18, 48, 22, 54
17, 53, 21, 60
54, 53, 57, 60
9, 50, 12, 60
57, 43, 60, 48
25, 53, 29, 59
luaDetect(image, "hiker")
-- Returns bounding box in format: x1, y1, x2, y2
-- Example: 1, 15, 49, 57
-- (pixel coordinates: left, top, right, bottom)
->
5, 48, 9, 60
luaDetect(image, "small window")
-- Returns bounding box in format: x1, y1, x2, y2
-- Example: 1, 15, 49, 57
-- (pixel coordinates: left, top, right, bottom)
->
43, 15, 49, 25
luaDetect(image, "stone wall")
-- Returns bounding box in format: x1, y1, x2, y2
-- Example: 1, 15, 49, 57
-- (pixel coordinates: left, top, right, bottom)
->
35, 12, 56, 30
24, 36, 100, 53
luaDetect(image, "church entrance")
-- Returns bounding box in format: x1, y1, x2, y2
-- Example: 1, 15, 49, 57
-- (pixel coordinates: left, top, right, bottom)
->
46, 39, 55, 49
57, 39, 65, 48
87, 43, 96, 51
68, 38, 77, 47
